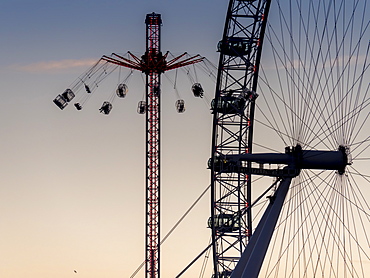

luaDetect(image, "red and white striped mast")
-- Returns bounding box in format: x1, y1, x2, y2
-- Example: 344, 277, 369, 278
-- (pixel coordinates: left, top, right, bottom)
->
102, 12, 203, 278
144, 13, 162, 278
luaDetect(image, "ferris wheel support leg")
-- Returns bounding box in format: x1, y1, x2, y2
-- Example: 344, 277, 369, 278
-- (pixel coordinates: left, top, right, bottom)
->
231, 176, 292, 278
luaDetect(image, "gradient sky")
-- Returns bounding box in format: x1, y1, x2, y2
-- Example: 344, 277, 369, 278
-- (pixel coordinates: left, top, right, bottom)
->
1, 1, 369, 278
0, 1, 225, 277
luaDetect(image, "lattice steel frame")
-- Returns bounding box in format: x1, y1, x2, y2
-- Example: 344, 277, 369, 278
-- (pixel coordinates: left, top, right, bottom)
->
144, 13, 162, 278
55, 11, 204, 278
100, 13, 202, 278
209, 0, 271, 276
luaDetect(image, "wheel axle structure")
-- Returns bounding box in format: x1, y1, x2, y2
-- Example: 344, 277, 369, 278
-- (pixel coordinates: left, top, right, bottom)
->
225, 145, 350, 277
217, 145, 350, 177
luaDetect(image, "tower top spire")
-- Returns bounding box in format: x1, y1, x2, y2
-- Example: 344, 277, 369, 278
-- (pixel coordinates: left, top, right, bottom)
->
145, 12, 162, 25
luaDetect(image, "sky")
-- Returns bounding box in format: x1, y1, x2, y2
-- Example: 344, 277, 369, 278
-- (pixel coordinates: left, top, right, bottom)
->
0, 0, 226, 277
0, 1, 369, 278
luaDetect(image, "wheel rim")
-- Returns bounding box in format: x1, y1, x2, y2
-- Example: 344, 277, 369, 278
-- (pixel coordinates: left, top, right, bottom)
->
210, 0, 272, 276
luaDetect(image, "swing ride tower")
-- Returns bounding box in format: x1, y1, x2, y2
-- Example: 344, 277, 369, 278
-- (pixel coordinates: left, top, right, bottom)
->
54, 12, 203, 278
54, 2, 370, 277
100, 12, 203, 278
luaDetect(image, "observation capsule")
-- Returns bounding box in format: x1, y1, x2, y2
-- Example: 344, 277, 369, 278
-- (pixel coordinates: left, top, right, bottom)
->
211, 96, 246, 114
207, 214, 240, 232
175, 99, 185, 113
99, 101, 112, 115
217, 37, 252, 57
208, 156, 240, 172
192, 83, 204, 98
211, 270, 233, 278
116, 84, 128, 98
137, 101, 147, 114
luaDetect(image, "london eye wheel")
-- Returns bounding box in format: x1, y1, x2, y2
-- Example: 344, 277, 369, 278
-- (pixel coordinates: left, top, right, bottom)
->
209, 0, 369, 277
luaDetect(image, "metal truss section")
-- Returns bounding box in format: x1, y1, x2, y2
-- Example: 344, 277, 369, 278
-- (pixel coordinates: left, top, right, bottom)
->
209, 0, 271, 276
54, 11, 205, 278
145, 13, 161, 278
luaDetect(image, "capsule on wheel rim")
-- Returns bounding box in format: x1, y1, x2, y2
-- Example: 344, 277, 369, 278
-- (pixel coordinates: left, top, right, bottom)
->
207, 214, 240, 233
211, 96, 246, 114
217, 37, 252, 57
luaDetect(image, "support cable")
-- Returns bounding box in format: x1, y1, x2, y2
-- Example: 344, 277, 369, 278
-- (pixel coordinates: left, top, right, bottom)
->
130, 184, 211, 278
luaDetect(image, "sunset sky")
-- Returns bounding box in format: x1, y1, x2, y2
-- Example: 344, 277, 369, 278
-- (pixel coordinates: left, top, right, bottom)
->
0, 1, 225, 277
0, 1, 369, 278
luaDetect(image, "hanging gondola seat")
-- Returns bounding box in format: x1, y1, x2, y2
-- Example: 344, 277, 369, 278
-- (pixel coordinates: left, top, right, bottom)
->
74, 103, 82, 110
192, 83, 204, 98
137, 101, 147, 114
116, 84, 128, 98
53, 94, 68, 110
84, 85, 91, 94
99, 101, 112, 115
175, 99, 185, 113
62, 89, 75, 102
53, 89, 75, 110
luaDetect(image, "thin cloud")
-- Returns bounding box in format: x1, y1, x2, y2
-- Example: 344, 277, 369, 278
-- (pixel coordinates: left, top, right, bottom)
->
11, 58, 97, 73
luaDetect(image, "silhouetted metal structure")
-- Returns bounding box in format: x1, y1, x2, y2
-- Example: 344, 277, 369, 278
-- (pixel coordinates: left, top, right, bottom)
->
209, 1, 272, 276
101, 13, 203, 278
207, 0, 368, 278
53, 12, 203, 278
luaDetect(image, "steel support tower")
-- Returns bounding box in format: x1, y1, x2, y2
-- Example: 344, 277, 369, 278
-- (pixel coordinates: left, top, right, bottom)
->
101, 12, 203, 278
144, 13, 162, 278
